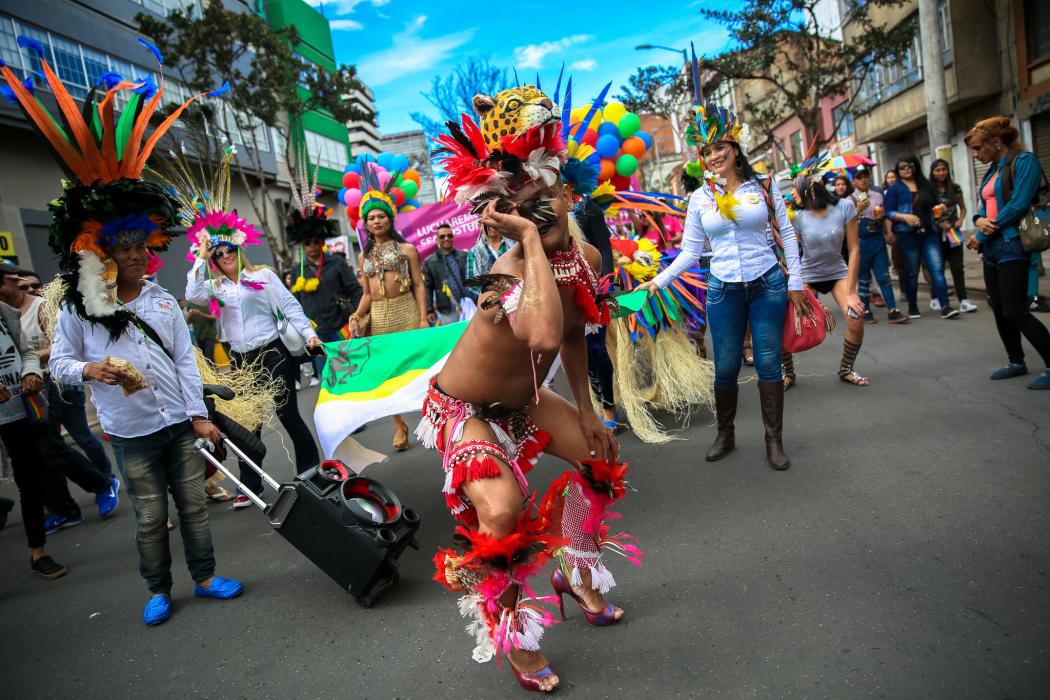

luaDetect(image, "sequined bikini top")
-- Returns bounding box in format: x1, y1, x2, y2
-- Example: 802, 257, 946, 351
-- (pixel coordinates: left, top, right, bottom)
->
362, 240, 411, 295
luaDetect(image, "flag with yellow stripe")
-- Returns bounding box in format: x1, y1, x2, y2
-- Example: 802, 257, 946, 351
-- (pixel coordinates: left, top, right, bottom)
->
313, 321, 467, 459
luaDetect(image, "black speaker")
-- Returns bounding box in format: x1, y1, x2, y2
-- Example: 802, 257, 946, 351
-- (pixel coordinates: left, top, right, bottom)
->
266, 459, 420, 607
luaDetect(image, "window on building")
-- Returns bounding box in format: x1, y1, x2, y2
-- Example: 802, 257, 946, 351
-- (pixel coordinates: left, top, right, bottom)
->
789, 130, 805, 164
304, 130, 348, 170
1026, 0, 1050, 62
129, 0, 203, 16
832, 104, 855, 140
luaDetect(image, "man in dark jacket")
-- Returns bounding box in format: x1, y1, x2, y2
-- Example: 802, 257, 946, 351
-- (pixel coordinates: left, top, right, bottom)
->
295, 234, 363, 373
423, 223, 476, 325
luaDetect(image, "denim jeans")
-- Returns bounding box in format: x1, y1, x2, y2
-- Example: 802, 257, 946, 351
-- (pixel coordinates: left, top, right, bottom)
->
52, 384, 112, 476
706, 264, 788, 388
109, 421, 215, 594
858, 236, 897, 310
981, 234, 1029, 266
897, 230, 949, 309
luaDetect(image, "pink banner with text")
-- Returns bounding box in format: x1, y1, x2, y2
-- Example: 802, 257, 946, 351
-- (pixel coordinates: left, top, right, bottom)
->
356, 200, 480, 260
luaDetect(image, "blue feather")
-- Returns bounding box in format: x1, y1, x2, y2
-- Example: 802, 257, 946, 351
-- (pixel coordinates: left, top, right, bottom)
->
690, 42, 702, 103
137, 38, 164, 65
560, 76, 573, 141
513, 68, 520, 87
552, 63, 564, 105
16, 35, 46, 57
573, 81, 611, 143
208, 80, 231, 97
96, 72, 124, 90
131, 75, 158, 98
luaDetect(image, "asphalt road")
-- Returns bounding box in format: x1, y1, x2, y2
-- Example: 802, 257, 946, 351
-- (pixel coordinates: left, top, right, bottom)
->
1, 291, 1048, 699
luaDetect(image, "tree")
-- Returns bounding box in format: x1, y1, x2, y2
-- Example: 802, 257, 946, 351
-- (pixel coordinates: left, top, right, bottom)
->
136, 2, 373, 270
617, 65, 692, 190
700, 0, 915, 165
410, 57, 512, 147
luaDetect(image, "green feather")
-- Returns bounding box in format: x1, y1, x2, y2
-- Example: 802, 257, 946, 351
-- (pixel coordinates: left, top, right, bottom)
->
115, 92, 142, 161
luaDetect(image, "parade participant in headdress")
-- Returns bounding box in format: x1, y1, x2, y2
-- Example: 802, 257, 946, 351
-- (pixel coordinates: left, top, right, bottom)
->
637, 52, 808, 470
423, 85, 642, 692
172, 135, 322, 500
784, 155, 870, 387
346, 161, 428, 451
4, 36, 244, 625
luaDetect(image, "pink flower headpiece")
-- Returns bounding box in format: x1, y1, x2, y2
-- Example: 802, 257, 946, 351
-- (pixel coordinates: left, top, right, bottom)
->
185, 210, 263, 261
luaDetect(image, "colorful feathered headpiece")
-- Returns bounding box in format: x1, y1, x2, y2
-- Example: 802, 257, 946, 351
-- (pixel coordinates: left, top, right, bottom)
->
358, 162, 398, 222
791, 151, 833, 183
435, 86, 565, 212
0, 35, 228, 336
684, 100, 753, 155
286, 145, 338, 244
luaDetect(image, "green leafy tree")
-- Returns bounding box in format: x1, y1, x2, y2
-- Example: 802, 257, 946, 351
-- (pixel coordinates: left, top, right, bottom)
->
136, 1, 373, 269
617, 65, 691, 190
700, 0, 915, 166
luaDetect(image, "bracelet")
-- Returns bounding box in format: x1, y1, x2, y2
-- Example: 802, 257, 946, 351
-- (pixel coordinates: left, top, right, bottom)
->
191, 417, 212, 424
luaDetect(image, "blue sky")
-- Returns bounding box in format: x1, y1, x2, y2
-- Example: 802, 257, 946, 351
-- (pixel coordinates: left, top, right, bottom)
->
307, 0, 741, 134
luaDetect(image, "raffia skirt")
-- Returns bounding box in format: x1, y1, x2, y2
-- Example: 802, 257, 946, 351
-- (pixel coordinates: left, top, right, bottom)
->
369, 293, 419, 335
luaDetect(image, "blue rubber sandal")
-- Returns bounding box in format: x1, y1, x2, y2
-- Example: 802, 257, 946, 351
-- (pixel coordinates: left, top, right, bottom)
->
194, 576, 244, 600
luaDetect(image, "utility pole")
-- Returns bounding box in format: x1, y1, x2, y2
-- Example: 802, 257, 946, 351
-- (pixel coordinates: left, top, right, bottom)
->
918, 0, 953, 165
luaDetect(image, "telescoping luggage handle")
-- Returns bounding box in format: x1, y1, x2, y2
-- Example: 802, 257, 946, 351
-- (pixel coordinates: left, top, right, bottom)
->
195, 435, 294, 525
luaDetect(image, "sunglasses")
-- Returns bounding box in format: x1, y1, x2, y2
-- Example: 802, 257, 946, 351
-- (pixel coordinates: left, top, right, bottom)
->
897, 163, 913, 170
18, 283, 42, 291
437, 234, 454, 240
211, 248, 236, 260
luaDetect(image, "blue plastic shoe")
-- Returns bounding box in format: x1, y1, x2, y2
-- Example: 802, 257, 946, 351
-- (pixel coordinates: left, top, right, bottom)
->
143, 595, 171, 626
96, 476, 120, 517
194, 576, 244, 600
1028, 369, 1050, 390
990, 363, 1027, 380
44, 512, 86, 535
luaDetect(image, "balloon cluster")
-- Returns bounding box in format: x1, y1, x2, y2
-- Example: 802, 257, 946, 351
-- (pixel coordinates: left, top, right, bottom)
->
567, 101, 652, 190
339, 151, 423, 227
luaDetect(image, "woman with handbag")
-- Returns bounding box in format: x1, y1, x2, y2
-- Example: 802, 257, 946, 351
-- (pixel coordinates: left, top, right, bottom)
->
348, 164, 429, 451
964, 116, 1050, 390
784, 172, 869, 386
638, 101, 808, 470
185, 223, 322, 507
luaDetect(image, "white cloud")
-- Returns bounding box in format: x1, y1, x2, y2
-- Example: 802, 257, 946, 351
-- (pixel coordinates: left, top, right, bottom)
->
330, 19, 364, 30
514, 35, 593, 70
305, 0, 386, 17
570, 59, 596, 72
357, 16, 475, 87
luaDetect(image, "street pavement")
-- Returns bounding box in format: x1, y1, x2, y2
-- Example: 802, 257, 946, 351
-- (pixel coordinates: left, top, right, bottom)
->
1, 288, 1048, 699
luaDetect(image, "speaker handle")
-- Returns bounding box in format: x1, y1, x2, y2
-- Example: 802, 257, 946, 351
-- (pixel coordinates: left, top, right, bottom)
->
222, 436, 281, 491
195, 440, 267, 510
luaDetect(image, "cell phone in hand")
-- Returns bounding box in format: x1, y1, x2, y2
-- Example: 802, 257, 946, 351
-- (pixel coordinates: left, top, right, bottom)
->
847, 307, 861, 319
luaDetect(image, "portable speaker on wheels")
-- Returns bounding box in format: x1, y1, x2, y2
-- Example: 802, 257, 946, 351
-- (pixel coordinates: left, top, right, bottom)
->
196, 426, 420, 607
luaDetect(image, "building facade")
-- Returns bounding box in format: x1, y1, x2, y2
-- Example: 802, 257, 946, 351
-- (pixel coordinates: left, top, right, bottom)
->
347, 84, 381, 157
379, 130, 438, 205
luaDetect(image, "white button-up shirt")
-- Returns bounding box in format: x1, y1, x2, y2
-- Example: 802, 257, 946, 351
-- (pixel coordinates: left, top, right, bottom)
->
184, 261, 316, 354
654, 177, 803, 291
49, 281, 209, 439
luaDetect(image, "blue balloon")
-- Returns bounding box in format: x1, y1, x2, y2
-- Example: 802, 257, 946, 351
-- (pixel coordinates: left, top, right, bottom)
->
597, 122, 619, 138
596, 133, 621, 159
347, 164, 361, 174
392, 154, 411, 173
406, 198, 421, 208
356, 153, 376, 164
343, 164, 354, 173
338, 187, 348, 202
636, 131, 652, 148
377, 152, 394, 169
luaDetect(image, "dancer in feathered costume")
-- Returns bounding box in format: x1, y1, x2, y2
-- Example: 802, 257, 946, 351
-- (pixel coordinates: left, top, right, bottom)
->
425, 85, 642, 693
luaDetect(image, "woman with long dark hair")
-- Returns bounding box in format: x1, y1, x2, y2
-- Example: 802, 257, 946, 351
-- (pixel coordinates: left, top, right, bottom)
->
348, 179, 429, 450
929, 159, 977, 313
638, 102, 807, 469
883, 155, 957, 318
965, 116, 1050, 390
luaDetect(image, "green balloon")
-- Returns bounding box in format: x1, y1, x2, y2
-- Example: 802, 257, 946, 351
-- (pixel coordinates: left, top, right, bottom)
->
615, 153, 638, 177
400, 179, 419, 199
618, 112, 641, 138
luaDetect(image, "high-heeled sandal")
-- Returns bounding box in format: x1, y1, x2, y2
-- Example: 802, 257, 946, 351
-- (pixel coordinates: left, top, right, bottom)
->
510, 664, 559, 693
551, 569, 621, 626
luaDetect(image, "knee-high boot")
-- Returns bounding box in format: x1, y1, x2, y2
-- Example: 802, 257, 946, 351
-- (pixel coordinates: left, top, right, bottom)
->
706, 386, 737, 461
757, 381, 790, 470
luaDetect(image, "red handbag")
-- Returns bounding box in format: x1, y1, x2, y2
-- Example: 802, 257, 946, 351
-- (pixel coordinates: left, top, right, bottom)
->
782, 287, 836, 353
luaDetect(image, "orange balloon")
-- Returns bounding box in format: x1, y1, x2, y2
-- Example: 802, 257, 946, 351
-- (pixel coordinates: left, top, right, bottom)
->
598, 158, 616, 182
621, 136, 646, 159
402, 168, 421, 184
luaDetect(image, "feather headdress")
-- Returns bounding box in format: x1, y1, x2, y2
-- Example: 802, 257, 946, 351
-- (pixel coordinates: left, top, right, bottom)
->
358, 161, 398, 221
684, 100, 753, 155
285, 144, 338, 243
0, 35, 228, 336
791, 151, 833, 183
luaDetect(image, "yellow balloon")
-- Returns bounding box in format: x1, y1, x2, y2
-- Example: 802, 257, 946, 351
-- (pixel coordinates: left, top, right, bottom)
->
401, 205, 416, 212
570, 107, 588, 124
603, 102, 627, 125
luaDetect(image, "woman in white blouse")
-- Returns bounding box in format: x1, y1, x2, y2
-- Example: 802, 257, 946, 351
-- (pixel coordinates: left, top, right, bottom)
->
639, 104, 807, 470
186, 243, 321, 507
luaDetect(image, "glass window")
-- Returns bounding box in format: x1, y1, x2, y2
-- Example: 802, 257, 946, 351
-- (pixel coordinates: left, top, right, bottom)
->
15, 23, 51, 74
832, 104, 854, 139
50, 35, 86, 97
0, 17, 22, 71
81, 46, 109, 89
789, 130, 804, 164
1027, 0, 1050, 61
304, 130, 348, 170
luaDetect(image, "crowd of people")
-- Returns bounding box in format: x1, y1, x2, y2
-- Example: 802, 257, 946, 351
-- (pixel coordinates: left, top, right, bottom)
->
1, 45, 1048, 695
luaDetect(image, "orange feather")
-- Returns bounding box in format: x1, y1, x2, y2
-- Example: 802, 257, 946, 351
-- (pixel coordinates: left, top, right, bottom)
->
38, 59, 102, 181
118, 84, 163, 179
131, 88, 210, 177
1, 65, 91, 182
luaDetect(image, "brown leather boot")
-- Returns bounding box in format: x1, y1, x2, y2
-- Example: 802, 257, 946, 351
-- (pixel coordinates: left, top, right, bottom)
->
705, 386, 738, 461
757, 381, 790, 470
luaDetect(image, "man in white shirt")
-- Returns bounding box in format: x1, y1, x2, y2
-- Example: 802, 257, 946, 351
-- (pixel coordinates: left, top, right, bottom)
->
51, 241, 244, 626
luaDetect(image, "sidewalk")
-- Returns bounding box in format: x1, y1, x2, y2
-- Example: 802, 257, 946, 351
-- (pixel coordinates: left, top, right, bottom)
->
915, 252, 1048, 301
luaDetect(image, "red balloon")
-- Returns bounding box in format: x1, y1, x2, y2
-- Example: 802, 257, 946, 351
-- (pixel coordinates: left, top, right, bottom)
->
598, 158, 615, 182
581, 129, 598, 147
621, 136, 646, 159
342, 172, 360, 189
611, 174, 631, 190
391, 187, 406, 207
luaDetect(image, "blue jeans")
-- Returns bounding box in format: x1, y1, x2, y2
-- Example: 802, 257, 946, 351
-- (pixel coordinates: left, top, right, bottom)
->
706, 264, 787, 388
858, 237, 897, 310
897, 230, 949, 309
109, 422, 215, 594
53, 385, 112, 476
981, 234, 1029, 266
